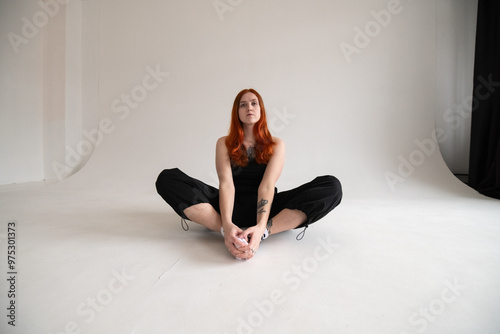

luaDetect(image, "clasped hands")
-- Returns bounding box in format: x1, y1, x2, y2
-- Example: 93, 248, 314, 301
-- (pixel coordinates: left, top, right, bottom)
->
223, 223, 265, 260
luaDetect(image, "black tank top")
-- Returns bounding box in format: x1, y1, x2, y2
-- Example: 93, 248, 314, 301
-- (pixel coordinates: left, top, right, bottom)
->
231, 158, 267, 195
229, 150, 272, 227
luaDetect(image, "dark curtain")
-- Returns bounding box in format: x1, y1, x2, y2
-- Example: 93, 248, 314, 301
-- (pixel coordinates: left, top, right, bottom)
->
468, 0, 500, 199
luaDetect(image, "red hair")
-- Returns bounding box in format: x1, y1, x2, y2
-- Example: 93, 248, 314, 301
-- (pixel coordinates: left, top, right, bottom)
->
225, 89, 275, 166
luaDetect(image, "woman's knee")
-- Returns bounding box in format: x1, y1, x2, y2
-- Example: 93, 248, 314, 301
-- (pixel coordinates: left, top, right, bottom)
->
321, 175, 343, 205
155, 168, 180, 195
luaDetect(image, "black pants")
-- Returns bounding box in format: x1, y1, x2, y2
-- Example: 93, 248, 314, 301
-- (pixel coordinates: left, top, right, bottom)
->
155, 168, 342, 229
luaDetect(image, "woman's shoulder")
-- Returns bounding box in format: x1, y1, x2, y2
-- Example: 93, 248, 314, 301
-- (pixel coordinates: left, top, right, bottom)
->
272, 137, 284, 147
216, 136, 228, 153
217, 136, 227, 145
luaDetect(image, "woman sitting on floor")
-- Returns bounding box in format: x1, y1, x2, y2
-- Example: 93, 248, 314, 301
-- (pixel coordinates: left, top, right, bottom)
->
156, 88, 342, 260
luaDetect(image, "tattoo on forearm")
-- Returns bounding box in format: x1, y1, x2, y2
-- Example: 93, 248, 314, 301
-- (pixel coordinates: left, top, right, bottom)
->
267, 218, 273, 235
257, 198, 268, 215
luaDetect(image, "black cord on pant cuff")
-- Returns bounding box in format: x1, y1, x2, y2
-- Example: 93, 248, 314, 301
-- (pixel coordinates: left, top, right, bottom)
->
296, 225, 308, 240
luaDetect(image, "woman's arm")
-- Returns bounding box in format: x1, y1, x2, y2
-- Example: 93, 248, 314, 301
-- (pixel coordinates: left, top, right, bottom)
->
256, 138, 285, 229
216, 137, 248, 258
241, 138, 285, 256
216, 137, 235, 228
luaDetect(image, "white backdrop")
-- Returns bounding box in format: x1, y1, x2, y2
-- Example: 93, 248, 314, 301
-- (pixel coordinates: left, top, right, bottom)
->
56, 0, 473, 199
0, 0, 478, 195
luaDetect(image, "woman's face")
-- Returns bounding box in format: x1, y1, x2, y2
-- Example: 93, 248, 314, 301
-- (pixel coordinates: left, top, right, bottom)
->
238, 92, 261, 126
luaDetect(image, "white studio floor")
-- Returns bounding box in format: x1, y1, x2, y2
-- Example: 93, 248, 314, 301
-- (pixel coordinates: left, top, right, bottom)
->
1, 166, 500, 334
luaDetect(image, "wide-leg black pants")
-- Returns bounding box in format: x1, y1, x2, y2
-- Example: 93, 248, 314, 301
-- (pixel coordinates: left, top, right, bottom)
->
155, 168, 342, 229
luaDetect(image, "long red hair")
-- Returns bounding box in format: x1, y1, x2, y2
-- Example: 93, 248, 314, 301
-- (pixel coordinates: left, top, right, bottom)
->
225, 89, 275, 166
